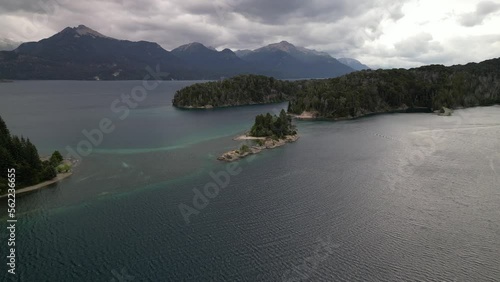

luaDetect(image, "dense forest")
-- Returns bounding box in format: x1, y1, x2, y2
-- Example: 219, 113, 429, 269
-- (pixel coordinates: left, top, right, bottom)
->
288, 58, 500, 118
0, 115, 63, 194
173, 58, 500, 118
172, 75, 300, 108
249, 109, 296, 138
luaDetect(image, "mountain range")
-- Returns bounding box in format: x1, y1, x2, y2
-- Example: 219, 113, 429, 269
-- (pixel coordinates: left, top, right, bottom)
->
0, 25, 368, 80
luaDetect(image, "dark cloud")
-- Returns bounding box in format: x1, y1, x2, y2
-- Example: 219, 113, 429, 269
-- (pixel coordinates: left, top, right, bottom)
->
0, 0, 408, 53
0, 0, 498, 68
459, 1, 500, 27
0, 1, 51, 13
218, 0, 406, 25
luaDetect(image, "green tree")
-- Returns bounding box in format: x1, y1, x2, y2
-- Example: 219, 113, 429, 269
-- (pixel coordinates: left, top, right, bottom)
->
41, 161, 57, 180
249, 111, 295, 138
0, 114, 59, 191
50, 150, 64, 166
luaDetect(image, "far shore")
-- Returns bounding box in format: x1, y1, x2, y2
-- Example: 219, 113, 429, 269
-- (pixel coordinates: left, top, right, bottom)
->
0, 172, 72, 199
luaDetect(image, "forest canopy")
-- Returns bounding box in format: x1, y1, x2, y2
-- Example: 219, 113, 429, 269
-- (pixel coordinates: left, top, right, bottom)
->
173, 58, 500, 119
172, 74, 299, 108
0, 115, 63, 193
249, 109, 296, 138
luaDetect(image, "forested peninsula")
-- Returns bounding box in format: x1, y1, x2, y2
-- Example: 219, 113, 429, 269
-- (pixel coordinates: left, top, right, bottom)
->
0, 115, 72, 196
173, 58, 500, 119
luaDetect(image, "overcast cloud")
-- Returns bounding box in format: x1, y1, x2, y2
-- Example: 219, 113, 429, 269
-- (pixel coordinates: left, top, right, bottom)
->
0, 0, 499, 68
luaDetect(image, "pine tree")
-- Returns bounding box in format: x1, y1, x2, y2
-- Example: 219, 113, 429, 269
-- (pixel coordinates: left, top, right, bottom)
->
50, 150, 63, 166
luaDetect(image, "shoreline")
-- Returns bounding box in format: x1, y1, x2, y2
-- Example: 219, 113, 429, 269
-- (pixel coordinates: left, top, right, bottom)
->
0, 172, 72, 199
233, 134, 267, 141
218, 134, 299, 162
289, 106, 442, 121
173, 100, 288, 110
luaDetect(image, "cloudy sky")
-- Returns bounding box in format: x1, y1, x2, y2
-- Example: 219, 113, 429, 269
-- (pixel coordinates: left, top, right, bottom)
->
0, 0, 499, 68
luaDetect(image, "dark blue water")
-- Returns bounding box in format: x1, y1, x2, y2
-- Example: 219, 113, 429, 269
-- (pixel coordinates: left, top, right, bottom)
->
0, 81, 499, 281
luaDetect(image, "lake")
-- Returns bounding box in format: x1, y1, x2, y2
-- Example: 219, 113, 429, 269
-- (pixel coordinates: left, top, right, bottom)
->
0, 81, 499, 281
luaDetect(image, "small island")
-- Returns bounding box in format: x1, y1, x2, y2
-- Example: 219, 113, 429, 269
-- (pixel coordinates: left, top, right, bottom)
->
218, 110, 299, 162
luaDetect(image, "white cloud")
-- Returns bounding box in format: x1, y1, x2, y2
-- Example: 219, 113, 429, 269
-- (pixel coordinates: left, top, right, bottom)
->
459, 1, 500, 26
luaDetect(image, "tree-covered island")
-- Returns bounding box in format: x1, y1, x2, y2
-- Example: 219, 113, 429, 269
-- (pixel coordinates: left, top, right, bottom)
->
218, 110, 298, 162
172, 75, 299, 108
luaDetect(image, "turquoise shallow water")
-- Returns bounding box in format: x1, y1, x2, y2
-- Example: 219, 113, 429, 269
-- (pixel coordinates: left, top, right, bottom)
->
0, 81, 499, 281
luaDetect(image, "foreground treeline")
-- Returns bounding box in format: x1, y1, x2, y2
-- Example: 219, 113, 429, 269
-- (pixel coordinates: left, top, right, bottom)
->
0, 116, 62, 193
173, 58, 500, 118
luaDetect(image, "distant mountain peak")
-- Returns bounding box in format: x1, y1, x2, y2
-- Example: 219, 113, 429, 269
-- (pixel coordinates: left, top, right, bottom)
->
259, 41, 297, 53
186, 42, 204, 47
172, 42, 211, 52
251, 41, 334, 61
256, 41, 331, 59
57, 24, 111, 39
221, 48, 234, 53
277, 40, 294, 46
64, 25, 111, 39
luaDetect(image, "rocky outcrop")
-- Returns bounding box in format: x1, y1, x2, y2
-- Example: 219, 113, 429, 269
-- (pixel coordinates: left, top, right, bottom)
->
217, 135, 299, 162
437, 107, 454, 116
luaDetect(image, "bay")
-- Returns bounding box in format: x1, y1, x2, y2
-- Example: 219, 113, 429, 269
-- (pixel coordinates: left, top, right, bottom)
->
0, 81, 499, 281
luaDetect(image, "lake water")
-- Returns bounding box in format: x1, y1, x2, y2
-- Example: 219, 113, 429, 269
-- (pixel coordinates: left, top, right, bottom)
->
0, 81, 499, 281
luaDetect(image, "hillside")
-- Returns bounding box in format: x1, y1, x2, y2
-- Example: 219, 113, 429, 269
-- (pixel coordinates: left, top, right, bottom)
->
337, 58, 370, 70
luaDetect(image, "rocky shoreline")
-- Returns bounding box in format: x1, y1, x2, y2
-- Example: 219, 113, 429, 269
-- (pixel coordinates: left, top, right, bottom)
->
217, 134, 299, 162
437, 107, 454, 116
